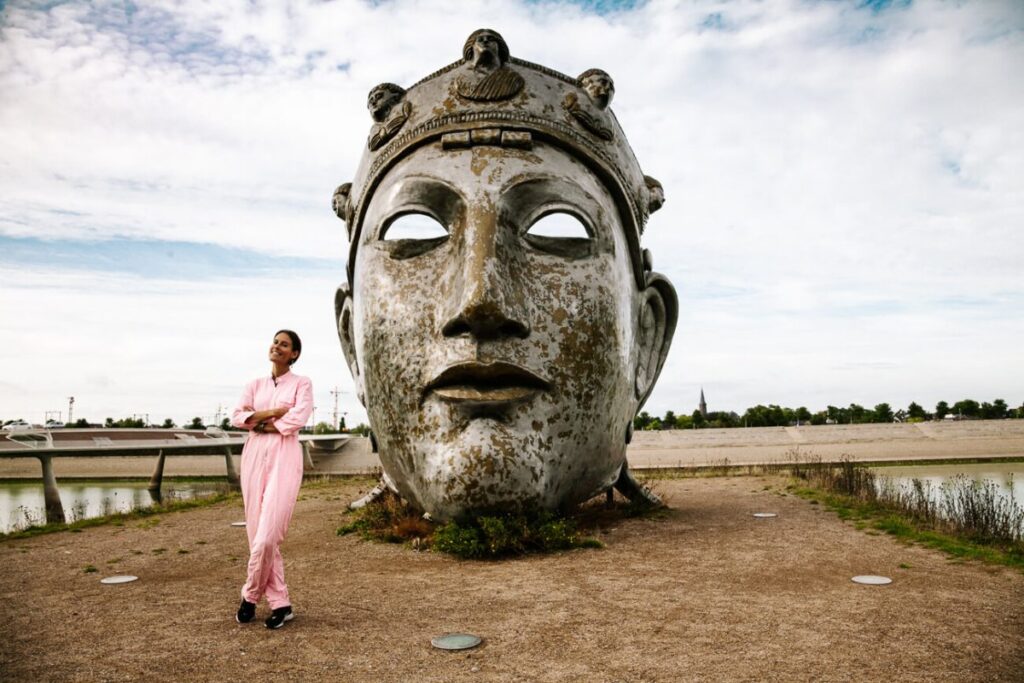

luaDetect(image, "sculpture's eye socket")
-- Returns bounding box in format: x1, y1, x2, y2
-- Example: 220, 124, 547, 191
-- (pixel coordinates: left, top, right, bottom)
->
526, 211, 590, 238
381, 212, 449, 259
524, 211, 594, 258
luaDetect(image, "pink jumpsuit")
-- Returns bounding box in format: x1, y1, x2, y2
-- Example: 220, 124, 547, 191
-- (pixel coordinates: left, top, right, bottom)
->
230, 371, 313, 610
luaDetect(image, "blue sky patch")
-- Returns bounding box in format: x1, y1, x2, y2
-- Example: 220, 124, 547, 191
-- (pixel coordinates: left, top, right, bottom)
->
858, 0, 912, 14
699, 12, 727, 32
526, 0, 644, 15
0, 235, 333, 281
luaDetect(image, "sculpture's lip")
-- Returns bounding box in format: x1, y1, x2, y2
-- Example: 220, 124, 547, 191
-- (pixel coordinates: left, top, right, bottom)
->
424, 361, 550, 404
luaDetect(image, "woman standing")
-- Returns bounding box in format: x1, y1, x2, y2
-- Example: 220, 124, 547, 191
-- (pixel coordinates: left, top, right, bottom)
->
230, 330, 313, 629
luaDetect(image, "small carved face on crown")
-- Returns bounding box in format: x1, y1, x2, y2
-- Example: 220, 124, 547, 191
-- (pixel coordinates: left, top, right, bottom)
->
462, 29, 509, 70
644, 175, 665, 214
579, 69, 615, 109
367, 83, 405, 123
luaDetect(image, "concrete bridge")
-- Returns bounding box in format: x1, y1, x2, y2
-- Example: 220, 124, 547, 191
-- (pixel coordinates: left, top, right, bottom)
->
0, 428, 361, 524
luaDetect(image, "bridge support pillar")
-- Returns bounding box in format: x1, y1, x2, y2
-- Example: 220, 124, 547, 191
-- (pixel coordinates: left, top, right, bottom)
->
148, 449, 165, 503
224, 446, 240, 488
38, 455, 66, 525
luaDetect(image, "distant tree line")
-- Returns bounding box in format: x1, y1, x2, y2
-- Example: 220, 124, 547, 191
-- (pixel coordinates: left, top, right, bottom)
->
633, 398, 1024, 431
8, 397, 1018, 435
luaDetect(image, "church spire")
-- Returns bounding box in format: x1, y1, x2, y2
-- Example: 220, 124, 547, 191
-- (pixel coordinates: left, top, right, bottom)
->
699, 387, 707, 418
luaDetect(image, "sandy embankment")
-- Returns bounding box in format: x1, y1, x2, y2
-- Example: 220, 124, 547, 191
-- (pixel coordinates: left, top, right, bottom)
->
2, 476, 1022, 681
627, 419, 1024, 468
1, 419, 1022, 479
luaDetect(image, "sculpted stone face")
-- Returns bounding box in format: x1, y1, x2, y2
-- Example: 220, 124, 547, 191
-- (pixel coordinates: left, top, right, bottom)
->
367, 84, 404, 122
464, 29, 506, 69
346, 142, 638, 518
580, 69, 615, 109
334, 28, 676, 520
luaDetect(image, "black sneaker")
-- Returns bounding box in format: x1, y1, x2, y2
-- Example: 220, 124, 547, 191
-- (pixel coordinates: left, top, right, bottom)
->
236, 599, 256, 624
265, 606, 294, 629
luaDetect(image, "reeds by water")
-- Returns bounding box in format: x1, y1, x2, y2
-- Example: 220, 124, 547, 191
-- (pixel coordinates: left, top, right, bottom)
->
792, 455, 1023, 546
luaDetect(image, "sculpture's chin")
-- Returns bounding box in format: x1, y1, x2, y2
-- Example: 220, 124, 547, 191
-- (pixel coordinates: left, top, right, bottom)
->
378, 419, 627, 521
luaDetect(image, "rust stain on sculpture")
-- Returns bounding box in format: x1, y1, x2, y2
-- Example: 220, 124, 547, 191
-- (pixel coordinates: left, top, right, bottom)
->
333, 29, 678, 521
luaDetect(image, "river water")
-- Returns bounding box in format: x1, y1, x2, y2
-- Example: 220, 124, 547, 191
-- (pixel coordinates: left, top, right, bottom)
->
869, 462, 1024, 534
870, 462, 1024, 501
0, 480, 229, 533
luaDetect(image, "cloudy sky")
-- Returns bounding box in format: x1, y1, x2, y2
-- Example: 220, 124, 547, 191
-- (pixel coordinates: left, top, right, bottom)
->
1, 0, 1021, 427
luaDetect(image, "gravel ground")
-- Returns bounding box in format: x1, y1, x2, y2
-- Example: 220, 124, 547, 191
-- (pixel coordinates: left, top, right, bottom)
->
1, 476, 1022, 682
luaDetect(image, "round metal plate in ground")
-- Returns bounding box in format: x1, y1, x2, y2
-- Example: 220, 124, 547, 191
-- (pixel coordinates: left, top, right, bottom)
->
230, 522, 246, 527
851, 575, 892, 585
431, 633, 482, 651
752, 512, 777, 518
100, 575, 138, 585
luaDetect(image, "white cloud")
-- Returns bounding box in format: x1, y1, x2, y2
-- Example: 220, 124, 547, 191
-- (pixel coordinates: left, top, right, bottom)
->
0, 264, 361, 427
0, 0, 1022, 423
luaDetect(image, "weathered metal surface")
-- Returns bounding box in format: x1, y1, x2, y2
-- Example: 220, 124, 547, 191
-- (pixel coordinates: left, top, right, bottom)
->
100, 575, 139, 585
851, 575, 893, 585
431, 633, 483, 651
334, 29, 677, 521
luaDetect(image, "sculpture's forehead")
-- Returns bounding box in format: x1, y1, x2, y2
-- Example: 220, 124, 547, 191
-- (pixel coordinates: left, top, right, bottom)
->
369, 142, 612, 202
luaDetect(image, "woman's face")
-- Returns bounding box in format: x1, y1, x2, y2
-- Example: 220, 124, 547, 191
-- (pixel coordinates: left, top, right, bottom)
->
269, 333, 299, 366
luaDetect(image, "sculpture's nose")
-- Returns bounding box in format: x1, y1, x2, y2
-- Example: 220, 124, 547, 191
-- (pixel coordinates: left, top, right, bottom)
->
442, 204, 529, 341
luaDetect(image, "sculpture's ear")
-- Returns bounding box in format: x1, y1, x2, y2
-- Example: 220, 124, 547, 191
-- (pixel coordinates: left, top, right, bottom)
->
335, 283, 365, 405
634, 272, 678, 408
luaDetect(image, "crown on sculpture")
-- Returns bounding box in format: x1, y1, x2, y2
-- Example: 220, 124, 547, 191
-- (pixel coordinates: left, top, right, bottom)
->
332, 28, 665, 287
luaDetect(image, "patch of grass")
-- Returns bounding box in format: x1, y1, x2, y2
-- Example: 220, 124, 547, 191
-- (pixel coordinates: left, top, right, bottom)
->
432, 511, 596, 558
0, 489, 240, 542
337, 490, 626, 559
151, 548, 167, 555
177, 548, 189, 554
432, 522, 485, 558
788, 461, 1024, 572
337, 492, 424, 543
83, 565, 97, 573
105, 557, 121, 564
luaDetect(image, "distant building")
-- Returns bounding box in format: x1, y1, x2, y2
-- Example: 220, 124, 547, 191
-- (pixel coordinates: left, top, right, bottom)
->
698, 388, 707, 419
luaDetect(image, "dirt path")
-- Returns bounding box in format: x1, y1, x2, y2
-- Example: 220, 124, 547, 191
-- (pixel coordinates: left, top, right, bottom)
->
2, 477, 1021, 682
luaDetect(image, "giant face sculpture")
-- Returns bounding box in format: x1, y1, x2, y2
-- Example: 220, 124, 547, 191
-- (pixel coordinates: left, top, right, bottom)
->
334, 29, 677, 521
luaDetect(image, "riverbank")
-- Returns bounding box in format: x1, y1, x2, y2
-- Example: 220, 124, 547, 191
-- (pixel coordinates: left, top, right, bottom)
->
2, 420, 1022, 479
2, 476, 1021, 681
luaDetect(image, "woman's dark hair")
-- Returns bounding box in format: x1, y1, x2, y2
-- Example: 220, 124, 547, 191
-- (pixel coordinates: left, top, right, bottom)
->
275, 329, 302, 365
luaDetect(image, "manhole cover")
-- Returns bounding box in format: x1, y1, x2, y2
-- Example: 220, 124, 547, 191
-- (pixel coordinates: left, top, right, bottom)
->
851, 575, 892, 585
752, 512, 777, 518
231, 522, 246, 527
431, 633, 482, 651
100, 575, 139, 585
